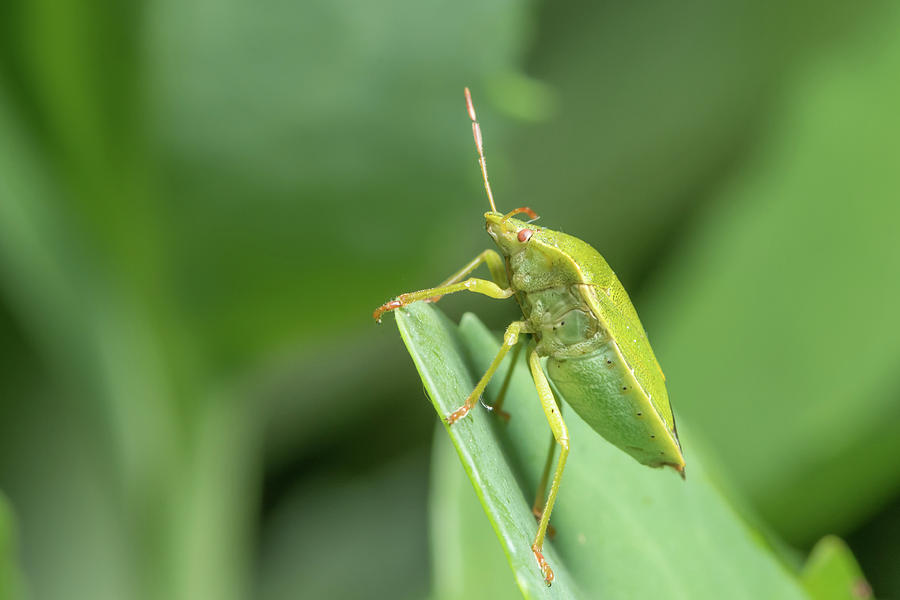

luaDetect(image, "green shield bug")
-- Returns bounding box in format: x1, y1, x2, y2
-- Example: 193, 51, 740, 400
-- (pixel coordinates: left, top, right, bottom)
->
374, 88, 685, 585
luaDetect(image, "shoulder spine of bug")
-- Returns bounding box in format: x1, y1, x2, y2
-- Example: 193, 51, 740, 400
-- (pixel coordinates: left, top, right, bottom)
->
373, 88, 685, 586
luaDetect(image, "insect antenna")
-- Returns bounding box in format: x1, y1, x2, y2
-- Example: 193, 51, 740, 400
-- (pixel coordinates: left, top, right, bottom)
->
501, 207, 540, 222
464, 87, 498, 213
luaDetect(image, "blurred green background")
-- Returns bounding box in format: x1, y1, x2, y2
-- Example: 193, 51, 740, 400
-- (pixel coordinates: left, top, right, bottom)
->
0, 0, 898, 598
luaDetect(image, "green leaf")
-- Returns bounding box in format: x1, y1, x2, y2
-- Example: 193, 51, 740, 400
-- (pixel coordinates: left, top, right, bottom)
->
395, 303, 579, 599
506, 2, 879, 282
429, 429, 523, 600
148, 0, 536, 360
395, 301, 809, 598
801, 536, 872, 600
642, 1, 900, 544
0, 492, 26, 600
256, 455, 430, 600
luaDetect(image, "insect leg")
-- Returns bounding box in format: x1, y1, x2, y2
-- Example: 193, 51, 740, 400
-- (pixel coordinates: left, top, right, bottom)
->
435, 249, 509, 289
532, 431, 554, 516
373, 277, 513, 322
446, 321, 530, 425
527, 343, 569, 586
531, 418, 559, 538
427, 249, 508, 304
485, 340, 523, 420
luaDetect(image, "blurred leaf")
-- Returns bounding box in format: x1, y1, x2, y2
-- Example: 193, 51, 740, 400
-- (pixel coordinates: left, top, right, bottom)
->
643, 1, 900, 544
396, 301, 809, 598
256, 454, 430, 600
0, 493, 25, 600
801, 536, 871, 600
147, 0, 537, 362
845, 501, 900, 598
2, 1, 541, 598
508, 2, 879, 289
0, 16, 253, 599
0, 81, 140, 600
430, 430, 521, 600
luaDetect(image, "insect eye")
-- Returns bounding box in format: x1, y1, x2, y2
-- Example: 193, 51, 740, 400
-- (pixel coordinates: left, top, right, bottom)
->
517, 229, 533, 243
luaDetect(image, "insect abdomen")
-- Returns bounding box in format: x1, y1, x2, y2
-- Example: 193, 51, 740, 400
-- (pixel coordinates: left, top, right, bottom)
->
547, 345, 684, 471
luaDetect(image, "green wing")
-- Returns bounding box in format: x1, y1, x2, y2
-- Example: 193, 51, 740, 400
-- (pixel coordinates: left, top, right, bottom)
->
544, 228, 677, 439
582, 283, 676, 438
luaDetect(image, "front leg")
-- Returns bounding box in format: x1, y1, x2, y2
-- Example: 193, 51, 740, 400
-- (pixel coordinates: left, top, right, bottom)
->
373, 277, 514, 322
374, 250, 509, 322
428, 249, 509, 302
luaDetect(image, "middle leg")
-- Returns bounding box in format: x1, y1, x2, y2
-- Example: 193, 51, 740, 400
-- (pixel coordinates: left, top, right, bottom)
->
446, 321, 530, 425
483, 340, 524, 420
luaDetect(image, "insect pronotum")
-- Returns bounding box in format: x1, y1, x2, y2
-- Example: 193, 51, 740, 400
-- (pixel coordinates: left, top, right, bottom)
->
374, 88, 685, 585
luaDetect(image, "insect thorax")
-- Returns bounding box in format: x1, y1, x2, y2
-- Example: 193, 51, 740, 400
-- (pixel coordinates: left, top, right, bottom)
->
519, 285, 607, 359
500, 241, 606, 359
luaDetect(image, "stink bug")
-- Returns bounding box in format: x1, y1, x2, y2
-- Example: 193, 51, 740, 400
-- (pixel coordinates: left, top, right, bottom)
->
374, 88, 685, 585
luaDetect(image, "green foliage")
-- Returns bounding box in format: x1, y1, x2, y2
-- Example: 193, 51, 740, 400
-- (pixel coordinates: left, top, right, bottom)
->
0, 494, 24, 600
801, 537, 872, 600
430, 430, 522, 600
395, 303, 578, 598
0, 0, 898, 598
643, 2, 900, 545
397, 302, 811, 598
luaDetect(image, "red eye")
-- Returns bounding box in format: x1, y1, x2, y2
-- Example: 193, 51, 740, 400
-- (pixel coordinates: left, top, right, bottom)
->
517, 229, 533, 243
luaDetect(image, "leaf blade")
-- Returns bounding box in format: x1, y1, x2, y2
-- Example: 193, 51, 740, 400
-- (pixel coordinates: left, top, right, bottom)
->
396, 301, 813, 598
395, 303, 579, 599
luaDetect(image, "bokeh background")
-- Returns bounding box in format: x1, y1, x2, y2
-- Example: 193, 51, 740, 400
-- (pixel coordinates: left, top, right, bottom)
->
1, 0, 899, 598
